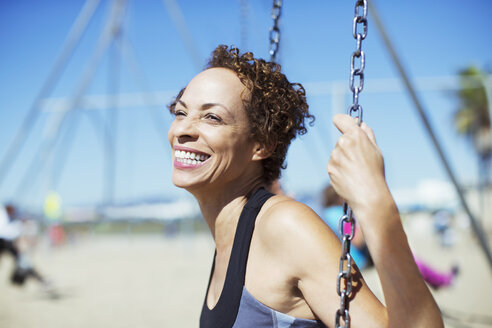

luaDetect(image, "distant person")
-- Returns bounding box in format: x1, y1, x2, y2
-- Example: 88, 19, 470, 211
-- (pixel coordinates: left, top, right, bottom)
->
321, 185, 373, 269
266, 179, 295, 198
44, 191, 66, 247
267, 179, 285, 196
432, 209, 456, 247
322, 184, 459, 290
413, 257, 458, 290
0, 203, 22, 268
0, 203, 57, 297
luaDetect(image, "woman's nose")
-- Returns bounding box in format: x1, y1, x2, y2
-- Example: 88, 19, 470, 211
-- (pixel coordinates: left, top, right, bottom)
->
173, 116, 198, 142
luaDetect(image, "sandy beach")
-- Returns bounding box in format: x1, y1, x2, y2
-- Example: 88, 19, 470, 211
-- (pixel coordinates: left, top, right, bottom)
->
1, 212, 491, 328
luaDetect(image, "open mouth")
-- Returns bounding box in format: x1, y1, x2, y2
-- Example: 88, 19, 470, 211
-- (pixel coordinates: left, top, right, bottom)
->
174, 149, 211, 165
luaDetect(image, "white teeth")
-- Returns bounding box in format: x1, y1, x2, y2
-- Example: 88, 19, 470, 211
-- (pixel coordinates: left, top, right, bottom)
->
174, 149, 210, 164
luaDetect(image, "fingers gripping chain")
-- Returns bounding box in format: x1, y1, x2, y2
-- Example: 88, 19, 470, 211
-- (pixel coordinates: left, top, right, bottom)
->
335, 1, 368, 327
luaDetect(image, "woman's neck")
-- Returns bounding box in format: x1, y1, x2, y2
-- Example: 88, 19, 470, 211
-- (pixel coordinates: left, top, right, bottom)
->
192, 176, 264, 249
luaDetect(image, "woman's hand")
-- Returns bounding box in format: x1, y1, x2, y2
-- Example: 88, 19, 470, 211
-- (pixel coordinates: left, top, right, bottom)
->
327, 115, 444, 328
327, 114, 388, 216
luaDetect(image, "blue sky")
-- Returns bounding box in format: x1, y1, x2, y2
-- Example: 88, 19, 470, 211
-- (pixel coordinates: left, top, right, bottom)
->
0, 0, 490, 208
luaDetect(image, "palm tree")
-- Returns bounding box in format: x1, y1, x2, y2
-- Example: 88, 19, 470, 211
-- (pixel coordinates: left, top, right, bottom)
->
454, 66, 492, 216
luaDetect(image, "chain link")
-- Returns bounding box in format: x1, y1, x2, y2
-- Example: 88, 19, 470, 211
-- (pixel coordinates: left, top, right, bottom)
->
335, 1, 368, 327
269, 0, 282, 62
239, 0, 249, 50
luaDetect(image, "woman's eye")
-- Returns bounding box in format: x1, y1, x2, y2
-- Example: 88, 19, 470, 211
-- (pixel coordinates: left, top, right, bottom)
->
174, 109, 186, 117
205, 113, 222, 122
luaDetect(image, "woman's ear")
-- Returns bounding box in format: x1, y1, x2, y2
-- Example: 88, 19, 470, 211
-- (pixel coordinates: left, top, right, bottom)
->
252, 141, 276, 161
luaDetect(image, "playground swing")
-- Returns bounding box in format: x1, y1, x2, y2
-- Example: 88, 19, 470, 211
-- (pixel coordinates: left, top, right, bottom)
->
266, 1, 369, 327
335, 2, 368, 327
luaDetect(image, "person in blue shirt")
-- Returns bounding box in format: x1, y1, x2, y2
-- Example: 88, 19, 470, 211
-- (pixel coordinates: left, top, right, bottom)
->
321, 185, 373, 270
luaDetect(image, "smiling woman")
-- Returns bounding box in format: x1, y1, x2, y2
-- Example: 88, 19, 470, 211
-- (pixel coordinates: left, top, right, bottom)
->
169, 45, 314, 186
168, 66, 259, 193
166, 45, 444, 328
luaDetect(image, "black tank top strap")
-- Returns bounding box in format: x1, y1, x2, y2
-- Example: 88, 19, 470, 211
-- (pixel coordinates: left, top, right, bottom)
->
200, 187, 274, 328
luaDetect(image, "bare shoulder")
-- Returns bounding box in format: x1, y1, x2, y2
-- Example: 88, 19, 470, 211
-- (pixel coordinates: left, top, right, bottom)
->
257, 195, 333, 237
255, 195, 341, 273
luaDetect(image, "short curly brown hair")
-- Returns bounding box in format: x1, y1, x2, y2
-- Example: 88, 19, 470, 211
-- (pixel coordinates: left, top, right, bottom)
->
169, 45, 314, 185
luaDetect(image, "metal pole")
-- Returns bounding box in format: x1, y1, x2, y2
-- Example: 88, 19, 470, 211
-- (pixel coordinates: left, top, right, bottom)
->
161, 0, 203, 71
104, 0, 126, 205
481, 74, 492, 228
481, 74, 492, 188
13, 0, 127, 202
105, 43, 119, 206
482, 75, 492, 158
0, 0, 102, 191
368, 1, 492, 269
239, 0, 249, 50
51, 113, 82, 189
115, 36, 172, 155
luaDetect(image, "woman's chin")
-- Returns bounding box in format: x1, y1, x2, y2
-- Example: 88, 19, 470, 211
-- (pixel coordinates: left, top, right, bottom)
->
172, 176, 203, 192
172, 179, 191, 190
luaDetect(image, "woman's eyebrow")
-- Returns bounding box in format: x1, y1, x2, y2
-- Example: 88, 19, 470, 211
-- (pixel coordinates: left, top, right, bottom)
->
177, 100, 187, 108
177, 100, 234, 119
202, 103, 233, 117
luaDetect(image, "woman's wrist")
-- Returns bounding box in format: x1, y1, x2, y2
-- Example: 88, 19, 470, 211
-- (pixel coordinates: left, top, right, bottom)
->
353, 187, 401, 244
352, 179, 394, 218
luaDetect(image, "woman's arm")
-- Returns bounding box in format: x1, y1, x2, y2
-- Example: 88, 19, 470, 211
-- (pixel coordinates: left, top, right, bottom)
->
326, 114, 444, 327
256, 197, 387, 327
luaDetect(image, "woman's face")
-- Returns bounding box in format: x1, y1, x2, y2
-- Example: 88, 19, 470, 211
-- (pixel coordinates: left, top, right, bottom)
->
168, 67, 258, 192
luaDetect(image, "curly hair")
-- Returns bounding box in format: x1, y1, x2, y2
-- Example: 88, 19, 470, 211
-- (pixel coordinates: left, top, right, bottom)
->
169, 45, 314, 185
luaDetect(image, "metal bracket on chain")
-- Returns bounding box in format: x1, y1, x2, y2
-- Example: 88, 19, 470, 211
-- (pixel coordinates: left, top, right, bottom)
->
335, 1, 368, 327
269, 0, 282, 62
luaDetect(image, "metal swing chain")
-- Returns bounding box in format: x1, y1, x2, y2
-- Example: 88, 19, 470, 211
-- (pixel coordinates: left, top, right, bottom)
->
269, 0, 282, 62
335, 1, 368, 328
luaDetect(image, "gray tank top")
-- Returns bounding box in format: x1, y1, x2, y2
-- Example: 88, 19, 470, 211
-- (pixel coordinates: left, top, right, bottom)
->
199, 188, 326, 328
